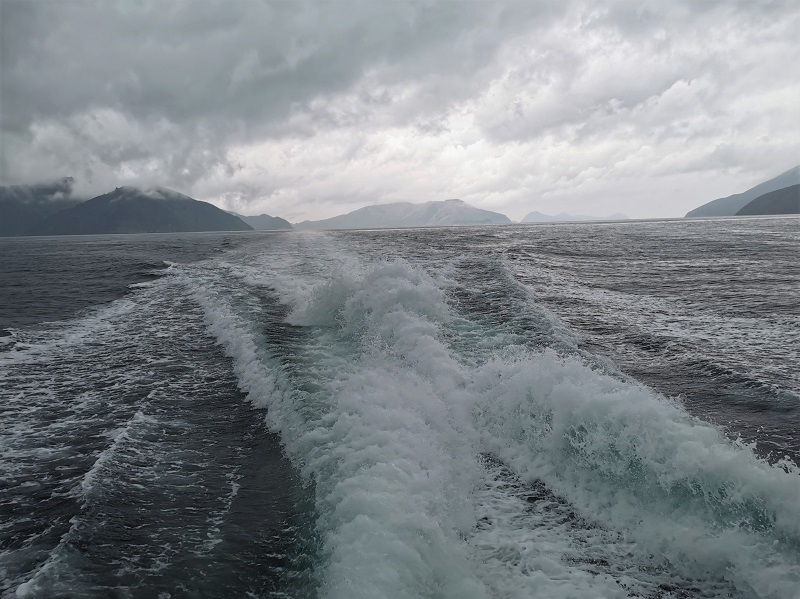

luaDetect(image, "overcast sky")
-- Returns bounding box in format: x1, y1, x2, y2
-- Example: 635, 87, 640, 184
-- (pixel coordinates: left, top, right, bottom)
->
1, 0, 798, 221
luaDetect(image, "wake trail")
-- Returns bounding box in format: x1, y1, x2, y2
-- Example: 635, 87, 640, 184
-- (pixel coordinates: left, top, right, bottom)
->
186, 233, 800, 598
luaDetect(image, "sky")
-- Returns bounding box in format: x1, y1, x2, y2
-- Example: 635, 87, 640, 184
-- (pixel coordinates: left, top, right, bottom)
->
1, 0, 799, 222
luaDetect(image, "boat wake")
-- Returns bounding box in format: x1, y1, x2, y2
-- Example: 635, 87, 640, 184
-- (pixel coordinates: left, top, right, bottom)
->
3, 230, 799, 598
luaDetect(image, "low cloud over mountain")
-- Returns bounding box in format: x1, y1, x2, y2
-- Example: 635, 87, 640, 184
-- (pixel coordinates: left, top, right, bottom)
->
2, 1, 798, 221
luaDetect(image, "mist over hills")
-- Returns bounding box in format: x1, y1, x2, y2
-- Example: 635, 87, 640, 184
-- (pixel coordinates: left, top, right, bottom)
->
0, 178, 83, 235
34, 186, 253, 235
295, 199, 510, 230
0, 185, 252, 236
5, 167, 797, 238
228, 212, 293, 230
686, 166, 800, 218
522, 211, 629, 223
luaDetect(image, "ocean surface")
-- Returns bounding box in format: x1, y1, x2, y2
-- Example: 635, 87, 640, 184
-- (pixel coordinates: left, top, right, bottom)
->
1, 218, 798, 599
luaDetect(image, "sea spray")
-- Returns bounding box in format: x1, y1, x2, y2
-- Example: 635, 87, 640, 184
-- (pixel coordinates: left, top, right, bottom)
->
176, 229, 800, 598
184, 259, 488, 598
471, 350, 800, 597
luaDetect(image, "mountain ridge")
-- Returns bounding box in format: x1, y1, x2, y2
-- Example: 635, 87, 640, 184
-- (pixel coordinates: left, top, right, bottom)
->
227, 211, 293, 230
0, 178, 83, 236
685, 166, 800, 217
295, 199, 511, 230
32, 186, 253, 235
735, 184, 800, 216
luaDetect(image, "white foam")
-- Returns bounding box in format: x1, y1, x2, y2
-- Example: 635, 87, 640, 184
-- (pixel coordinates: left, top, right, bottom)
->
185, 256, 488, 598
14, 408, 160, 597
0, 297, 138, 366
183, 235, 800, 598
0, 330, 16, 349
78, 411, 156, 497
471, 349, 800, 598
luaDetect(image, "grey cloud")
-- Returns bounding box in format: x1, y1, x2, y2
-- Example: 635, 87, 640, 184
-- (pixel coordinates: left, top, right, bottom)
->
1, 0, 565, 192
475, 0, 799, 150
1, 0, 798, 219
597, 0, 797, 36
0, 176, 75, 203
1, 1, 555, 133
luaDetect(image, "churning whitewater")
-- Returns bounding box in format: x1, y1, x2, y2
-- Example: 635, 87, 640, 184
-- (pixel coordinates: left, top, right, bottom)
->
1, 219, 799, 598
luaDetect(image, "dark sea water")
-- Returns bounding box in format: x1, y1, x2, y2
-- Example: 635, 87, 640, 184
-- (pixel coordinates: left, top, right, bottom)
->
1, 219, 798, 599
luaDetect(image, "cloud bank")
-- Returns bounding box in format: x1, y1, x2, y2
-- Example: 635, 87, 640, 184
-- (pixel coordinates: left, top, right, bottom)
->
2, 0, 798, 220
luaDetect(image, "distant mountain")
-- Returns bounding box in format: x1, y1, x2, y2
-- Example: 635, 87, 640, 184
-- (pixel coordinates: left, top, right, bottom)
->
0, 177, 83, 236
735, 184, 800, 216
521, 211, 629, 223
685, 166, 800, 218
33, 186, 252, 235
296, 199, 510, 230
228, 212, 293, 230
